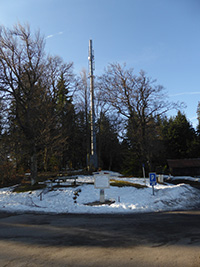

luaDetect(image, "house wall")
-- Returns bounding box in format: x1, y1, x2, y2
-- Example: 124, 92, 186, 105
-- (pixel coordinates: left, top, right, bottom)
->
170, 167, 200, 176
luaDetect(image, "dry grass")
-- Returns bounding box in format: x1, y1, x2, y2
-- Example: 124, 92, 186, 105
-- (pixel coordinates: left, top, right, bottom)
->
110, 179, 147, 188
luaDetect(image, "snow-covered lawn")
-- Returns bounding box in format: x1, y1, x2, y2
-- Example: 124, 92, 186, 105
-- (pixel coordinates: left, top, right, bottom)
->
0, 172, 199, 214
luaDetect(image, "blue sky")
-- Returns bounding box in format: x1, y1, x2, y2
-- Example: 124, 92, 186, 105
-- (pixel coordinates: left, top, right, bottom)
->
1, 0, 200, 127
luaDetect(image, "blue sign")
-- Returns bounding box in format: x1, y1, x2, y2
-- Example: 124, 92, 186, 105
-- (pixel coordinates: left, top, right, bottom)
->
149, 173, 157, 186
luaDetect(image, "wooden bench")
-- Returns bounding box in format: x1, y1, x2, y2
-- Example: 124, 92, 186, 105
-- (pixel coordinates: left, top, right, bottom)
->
51, 176, 78, 186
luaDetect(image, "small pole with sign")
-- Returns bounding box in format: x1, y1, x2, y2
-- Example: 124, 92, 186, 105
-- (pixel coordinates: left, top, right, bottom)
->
149, 173, 157, 195
94, 172, 110, 203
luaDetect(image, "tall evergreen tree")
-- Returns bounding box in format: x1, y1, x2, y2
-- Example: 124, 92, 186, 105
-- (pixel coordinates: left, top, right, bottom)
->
197, 102, 200, 134
162, 111, 196, 159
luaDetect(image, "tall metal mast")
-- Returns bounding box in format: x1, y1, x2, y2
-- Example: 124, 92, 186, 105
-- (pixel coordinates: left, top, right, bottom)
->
88, 39, 98, 170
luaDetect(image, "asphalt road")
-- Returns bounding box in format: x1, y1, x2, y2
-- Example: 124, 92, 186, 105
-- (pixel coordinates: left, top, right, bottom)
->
0, 209, 200, 266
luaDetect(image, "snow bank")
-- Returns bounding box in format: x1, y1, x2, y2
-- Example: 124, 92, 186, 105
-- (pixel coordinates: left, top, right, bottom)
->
0, 173, 199, 214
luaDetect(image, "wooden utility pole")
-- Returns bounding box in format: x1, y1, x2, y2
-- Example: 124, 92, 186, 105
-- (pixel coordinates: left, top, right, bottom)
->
88, 39, 98, 170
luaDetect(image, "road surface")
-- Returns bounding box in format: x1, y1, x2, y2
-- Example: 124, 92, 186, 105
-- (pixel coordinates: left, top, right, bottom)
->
0, 209, 200, 266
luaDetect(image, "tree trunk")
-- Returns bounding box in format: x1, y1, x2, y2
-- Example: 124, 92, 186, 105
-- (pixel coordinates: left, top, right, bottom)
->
30, 144, 37, 185
43, 147, 48, 172
109, 153, 112, 171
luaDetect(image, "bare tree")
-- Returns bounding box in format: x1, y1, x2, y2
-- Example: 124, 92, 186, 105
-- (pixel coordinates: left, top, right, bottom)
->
77, 69, 90, 165
0, 23, 76, 183
0, 23, 46, 184
98, 63, 175, 169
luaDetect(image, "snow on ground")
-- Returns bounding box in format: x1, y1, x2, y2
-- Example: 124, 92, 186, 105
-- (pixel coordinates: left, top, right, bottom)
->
0, 172, 199, 214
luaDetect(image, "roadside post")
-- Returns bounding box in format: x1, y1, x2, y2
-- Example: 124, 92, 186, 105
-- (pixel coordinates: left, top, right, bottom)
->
94, 172, 110, 203
142, 163, 146, 185
149, 172, 157, 195
158, 174, 164, 183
